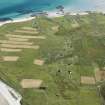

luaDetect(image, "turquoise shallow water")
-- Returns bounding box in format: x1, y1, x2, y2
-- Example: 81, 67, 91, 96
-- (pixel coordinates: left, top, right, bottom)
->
0, 0, 104, 20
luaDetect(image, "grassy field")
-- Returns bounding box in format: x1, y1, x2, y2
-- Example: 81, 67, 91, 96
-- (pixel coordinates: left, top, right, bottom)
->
0, 13, 105, 105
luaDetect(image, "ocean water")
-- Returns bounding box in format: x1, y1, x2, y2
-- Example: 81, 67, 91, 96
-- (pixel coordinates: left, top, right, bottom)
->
0, 0, 105, 20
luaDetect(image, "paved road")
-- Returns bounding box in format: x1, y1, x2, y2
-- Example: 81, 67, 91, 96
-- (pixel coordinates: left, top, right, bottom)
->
0, 93, 9, 105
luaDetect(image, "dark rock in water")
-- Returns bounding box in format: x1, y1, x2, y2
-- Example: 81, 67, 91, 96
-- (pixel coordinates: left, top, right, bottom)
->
31, 12, 38, 17
56, 5, 64, 13
56, 5, 64, 10
31, 11, 48, 17
16, 9, 34, 14
0, 18, 13, 22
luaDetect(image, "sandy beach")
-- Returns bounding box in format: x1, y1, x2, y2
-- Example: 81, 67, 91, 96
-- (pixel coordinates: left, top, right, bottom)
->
0, 16, 35, 27
0, 11, 90, 27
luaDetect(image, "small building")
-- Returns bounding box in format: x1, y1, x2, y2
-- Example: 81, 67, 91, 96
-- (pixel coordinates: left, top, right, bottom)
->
0, 81, 22, 105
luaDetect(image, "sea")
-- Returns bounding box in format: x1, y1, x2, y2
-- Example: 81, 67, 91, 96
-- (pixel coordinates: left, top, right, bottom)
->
0, 0, 105, 20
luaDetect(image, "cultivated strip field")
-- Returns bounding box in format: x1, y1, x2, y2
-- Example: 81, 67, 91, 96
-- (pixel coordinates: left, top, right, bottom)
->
33, 59, 44, 66
14, 30, 39, 34
0, 26, 45, 63
0, 40, 33, 45
6, 34, 46, 39
8, 38, 29, 41
2, 56, 19, 61
0, 48, 22, 52
20, 79, 43, 88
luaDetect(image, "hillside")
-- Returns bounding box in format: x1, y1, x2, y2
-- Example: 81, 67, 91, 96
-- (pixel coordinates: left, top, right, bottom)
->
0, 13, 105, 105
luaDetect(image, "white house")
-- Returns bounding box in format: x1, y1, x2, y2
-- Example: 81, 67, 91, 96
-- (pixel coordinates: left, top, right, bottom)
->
0, 81, 22, 105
